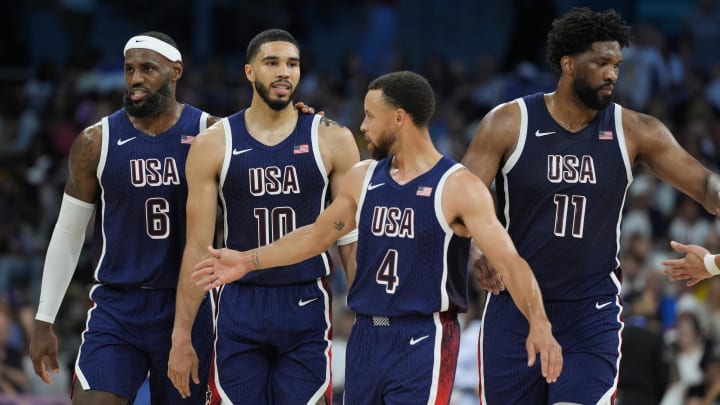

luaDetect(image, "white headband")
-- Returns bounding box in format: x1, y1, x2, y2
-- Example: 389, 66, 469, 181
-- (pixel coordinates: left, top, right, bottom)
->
123, 35, 182, 62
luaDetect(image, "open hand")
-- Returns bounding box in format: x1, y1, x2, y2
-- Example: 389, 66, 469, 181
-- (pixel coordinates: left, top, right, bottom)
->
662, 240, 713, 286
192, 246, 253, 290
526, 320, 563, 384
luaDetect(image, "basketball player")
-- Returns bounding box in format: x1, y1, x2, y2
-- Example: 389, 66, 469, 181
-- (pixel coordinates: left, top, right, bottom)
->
29, 32, 218, 404
190, 71, 563, 405
168, 29, 360, 404
461, 8, 720, 404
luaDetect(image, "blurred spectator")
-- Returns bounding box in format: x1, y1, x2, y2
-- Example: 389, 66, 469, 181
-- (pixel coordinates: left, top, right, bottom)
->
680, 0, 720, 77
617, 303, 669, 405
450, 284, 484, 405
0, 303, 28, 395
669, 195, 713, 247
662, 311, 707, 405
623, 171, 671, 243
686, 342, 720, 405
359, 0, 398, 76
331, 302, 355, 404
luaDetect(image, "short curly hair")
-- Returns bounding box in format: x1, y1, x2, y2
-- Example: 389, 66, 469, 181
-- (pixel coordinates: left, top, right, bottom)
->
546, 8, 631, 74
368, 71, 436, 127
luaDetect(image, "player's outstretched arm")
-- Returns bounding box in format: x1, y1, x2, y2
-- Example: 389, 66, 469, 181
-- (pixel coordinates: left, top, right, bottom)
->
629, 109, 720, 215
445, 169, 562, 383
662, 240, 717, 287
193, 161, 369, 290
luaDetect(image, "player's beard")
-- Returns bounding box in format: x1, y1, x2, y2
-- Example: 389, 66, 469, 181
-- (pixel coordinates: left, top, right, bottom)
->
123, 78, 173, 118
368, 128, 395, 160
572, 76, 613, 111
255, 79, 296, 111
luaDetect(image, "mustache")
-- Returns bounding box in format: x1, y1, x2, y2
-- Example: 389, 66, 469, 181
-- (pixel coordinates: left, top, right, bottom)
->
126, 85, 151, 94
271, 79, 293, 88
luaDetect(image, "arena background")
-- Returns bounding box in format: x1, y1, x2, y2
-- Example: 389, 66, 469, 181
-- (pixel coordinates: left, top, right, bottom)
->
1, 0, 719, 404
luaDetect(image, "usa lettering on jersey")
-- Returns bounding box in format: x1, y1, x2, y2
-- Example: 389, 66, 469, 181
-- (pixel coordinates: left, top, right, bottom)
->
547, 154, 597, 184
130, 158, 181, 187
248, 166, 301, 196
370, 206, 415, 238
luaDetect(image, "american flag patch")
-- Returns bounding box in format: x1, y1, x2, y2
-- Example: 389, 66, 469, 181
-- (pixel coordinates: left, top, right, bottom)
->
416, 186, 432, 197
598, 130, 613, 140
293, 144, 309, 154
181, 135, 195, 144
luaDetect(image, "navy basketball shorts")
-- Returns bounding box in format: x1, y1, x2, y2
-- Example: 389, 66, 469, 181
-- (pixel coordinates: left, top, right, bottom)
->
212, 279, 332, 404
479, 293, 622, 404
344, 312, 460, 405
74, 284, 214, 404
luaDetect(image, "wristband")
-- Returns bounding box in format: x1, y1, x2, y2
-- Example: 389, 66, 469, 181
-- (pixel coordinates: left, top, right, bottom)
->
704, 253, 720, 276
337, 228, 358, 246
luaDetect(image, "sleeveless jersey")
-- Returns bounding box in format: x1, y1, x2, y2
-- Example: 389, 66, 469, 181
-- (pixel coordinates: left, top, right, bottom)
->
347, 156, 471, 316
497, 93, 631, 301
92, 104, 210, 288
220, 111, 331, 285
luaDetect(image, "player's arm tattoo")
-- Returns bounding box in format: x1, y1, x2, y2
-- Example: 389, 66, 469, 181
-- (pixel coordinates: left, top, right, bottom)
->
65, 126, 101, 198
333, 220, 345, 232
251, 250, 261, 270
319, 116, 345, 128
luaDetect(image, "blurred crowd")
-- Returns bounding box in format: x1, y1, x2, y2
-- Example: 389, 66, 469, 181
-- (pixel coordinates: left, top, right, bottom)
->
2, 0, 720, 404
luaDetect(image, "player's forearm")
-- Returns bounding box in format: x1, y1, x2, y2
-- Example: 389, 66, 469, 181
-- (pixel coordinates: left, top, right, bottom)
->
172, 247, 210, 343
36, 194, 95, 323
500, 257, 550, 325
254, 224, 334, 269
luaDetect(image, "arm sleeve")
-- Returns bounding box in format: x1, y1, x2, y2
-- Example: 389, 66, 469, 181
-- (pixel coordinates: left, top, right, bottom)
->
35, 193, 95, 323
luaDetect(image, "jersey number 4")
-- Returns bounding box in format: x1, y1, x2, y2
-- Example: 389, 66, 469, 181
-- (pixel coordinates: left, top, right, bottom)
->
553, 194, 586, 238
376, 249, 399, 293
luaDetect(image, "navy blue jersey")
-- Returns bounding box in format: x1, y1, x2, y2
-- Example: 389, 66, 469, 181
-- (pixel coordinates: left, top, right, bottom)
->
496, 93, 631, 301
348, 156, 471, 316
220, 111, 331, 285
92, 105, 209, 288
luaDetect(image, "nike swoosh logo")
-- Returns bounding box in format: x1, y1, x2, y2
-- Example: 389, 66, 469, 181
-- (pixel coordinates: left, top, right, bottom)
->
232, 148, 252, 155
535, 130, 556, 137
409, 335, 430, 346
135, 39, 147, 43
595, 301, 612, 309
117, 137, 137, 146
367, 182, 385, 191
298, 297, 319, 307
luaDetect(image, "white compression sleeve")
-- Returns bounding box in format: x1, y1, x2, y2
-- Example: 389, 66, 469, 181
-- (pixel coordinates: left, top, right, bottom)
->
35, 194, 95, 324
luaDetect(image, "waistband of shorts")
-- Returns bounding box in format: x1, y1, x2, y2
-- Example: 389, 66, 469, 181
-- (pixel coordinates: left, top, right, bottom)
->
232, 278, 324, 288
100, 283, 175, 291
355, 311, 457, 327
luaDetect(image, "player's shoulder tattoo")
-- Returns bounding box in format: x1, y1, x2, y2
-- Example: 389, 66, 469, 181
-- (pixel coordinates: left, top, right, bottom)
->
70, 125, 102, 174
319, 116, 345, 129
